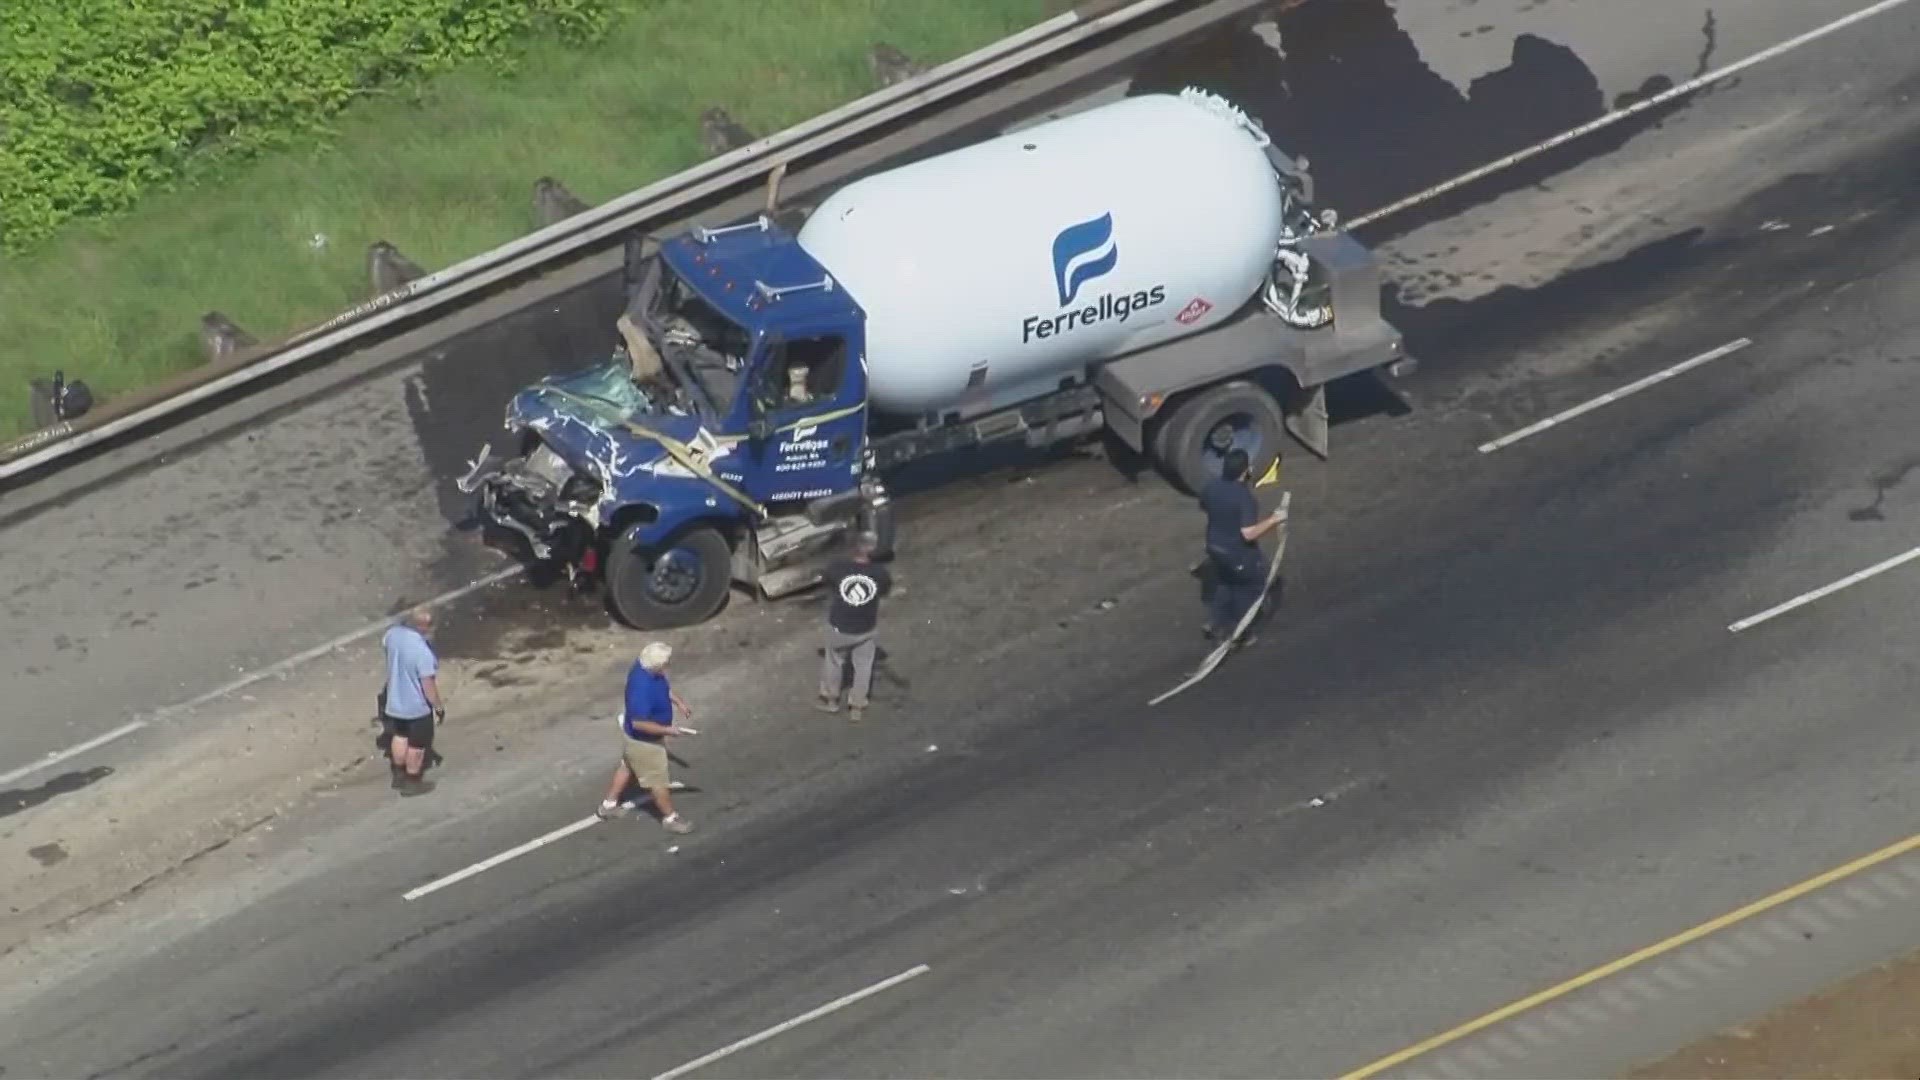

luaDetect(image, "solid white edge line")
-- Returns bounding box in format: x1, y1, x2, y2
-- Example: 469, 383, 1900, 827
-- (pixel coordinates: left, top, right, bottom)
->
1347, 0, 1920, 230
155, 563, 527, 719
651, 964, 933, 1080
1728, 545, 1920, 633
1477, 338, 1752, 454
0, 562, 524, 789
403, 815, 602, 901
0, 721, 150, 789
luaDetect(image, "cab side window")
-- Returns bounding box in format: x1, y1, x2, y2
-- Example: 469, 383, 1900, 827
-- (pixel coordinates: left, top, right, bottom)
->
759, 335, 848, 413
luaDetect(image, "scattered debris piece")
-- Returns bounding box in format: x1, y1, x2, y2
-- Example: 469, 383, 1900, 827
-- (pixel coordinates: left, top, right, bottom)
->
27, 369, 93, 427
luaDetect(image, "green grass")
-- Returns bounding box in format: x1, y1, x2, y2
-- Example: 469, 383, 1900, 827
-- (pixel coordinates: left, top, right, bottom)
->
0, 0, 1048, 440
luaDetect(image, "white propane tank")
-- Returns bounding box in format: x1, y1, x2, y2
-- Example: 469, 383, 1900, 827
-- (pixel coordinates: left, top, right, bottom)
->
797, 90, 1287, 418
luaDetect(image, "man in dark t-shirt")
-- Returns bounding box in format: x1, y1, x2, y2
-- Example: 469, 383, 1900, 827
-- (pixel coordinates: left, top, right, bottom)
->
816, 534, 892, 721
1200, 448, 1284, 641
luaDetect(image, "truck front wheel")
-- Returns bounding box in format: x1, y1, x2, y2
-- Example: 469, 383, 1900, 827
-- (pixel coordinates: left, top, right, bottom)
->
604, 525, 733, 630
1154, 381, 1287, 496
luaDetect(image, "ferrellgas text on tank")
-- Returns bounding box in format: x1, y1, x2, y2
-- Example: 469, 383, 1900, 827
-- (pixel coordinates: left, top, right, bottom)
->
1021, 283, 1170, 342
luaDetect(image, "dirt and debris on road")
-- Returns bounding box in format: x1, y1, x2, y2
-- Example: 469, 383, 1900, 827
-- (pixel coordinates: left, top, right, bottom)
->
1631, 944, 1920, 1079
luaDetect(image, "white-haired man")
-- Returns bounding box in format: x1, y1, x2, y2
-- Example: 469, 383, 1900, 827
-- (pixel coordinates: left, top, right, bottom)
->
599, 641, 697, 833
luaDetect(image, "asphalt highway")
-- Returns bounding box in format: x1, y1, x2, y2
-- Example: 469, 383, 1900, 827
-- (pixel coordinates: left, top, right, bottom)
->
6, 0, 1920, 1077
0, 0, 1848, 778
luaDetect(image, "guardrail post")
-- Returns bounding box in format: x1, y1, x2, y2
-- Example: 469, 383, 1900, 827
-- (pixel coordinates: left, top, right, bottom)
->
700, 107, 758, 157
200, 312, 257, 362
869, 43, 928, 87
367, 241, 425, 295
533, 177, 593, 227
764, 162, 789, 213
763, 162, 815, 232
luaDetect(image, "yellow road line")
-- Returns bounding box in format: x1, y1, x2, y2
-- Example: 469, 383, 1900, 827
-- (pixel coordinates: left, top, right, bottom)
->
1337, 830, 1920, 1080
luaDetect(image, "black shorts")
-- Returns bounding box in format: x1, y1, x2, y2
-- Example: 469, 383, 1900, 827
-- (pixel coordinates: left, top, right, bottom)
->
383, 711, 435, 748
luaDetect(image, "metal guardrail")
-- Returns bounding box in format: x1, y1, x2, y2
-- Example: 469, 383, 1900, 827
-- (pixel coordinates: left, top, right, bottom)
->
0, 0, 1196, 484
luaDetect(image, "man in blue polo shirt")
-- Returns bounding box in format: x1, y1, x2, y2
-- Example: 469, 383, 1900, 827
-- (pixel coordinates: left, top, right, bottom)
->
380, 606, 444, 796
598, 641, 698, 833
1200, 448, 1285, 643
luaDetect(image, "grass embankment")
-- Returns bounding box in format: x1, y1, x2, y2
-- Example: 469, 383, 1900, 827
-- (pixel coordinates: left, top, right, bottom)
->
0, 0, 1049, 440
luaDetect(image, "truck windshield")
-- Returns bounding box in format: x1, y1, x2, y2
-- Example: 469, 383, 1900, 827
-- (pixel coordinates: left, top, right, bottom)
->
650, 269, 749, 414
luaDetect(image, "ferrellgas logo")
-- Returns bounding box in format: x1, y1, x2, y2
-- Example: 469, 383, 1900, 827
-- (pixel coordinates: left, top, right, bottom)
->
1176, 297, 1214, 325
1051, 211, 1119, 306
1021, 212, 1169, 344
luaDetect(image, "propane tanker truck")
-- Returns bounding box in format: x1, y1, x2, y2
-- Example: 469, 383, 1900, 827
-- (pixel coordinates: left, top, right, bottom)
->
458, 88, 1414, 629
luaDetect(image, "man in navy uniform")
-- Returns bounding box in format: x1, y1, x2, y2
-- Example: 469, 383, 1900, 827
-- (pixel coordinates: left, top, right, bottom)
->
816, 533, 891, 722
1199, 448, 1285, 643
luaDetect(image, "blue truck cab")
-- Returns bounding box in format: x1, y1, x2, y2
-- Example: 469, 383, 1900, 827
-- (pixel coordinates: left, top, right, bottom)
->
459, 217, 893, 628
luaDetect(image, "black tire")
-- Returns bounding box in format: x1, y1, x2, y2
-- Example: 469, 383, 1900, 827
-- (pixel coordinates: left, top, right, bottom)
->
1147, 406, 1188, 480
1152, 381, 1287, 496
604, 524, 733, 629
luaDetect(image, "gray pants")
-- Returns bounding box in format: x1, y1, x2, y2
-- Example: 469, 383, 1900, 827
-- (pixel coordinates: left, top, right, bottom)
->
820, 626, 878, 708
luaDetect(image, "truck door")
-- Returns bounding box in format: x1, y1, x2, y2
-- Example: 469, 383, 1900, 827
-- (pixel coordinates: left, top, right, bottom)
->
740, 331, 867, 505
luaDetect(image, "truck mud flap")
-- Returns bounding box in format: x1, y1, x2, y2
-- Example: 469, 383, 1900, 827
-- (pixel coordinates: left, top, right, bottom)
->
1283, 383, 1329, 459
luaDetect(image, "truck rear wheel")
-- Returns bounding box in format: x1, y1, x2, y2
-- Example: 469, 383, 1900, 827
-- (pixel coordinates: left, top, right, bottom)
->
604, 525, 733, 630
1154, 381, 1287, 496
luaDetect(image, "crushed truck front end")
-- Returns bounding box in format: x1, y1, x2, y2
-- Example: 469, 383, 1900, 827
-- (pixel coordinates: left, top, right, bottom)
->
458, 233, 768, 629
462, 216, 878, 631
459, 359, 757, 625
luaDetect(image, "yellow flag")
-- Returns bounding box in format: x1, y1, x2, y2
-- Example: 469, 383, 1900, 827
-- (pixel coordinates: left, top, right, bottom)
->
1255, 455, 1283, 488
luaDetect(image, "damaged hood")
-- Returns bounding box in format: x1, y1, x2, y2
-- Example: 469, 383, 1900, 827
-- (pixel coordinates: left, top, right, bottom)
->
504, 364, 729, 493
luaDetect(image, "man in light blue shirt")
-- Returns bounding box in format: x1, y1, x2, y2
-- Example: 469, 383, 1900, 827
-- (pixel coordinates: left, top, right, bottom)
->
380, 607, 444, 795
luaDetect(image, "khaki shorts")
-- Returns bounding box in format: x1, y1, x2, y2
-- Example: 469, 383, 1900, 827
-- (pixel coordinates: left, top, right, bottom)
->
621, 737, 671, 790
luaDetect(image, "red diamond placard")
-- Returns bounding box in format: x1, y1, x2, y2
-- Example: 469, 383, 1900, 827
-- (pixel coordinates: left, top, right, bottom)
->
1176, 298, 1214, 325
